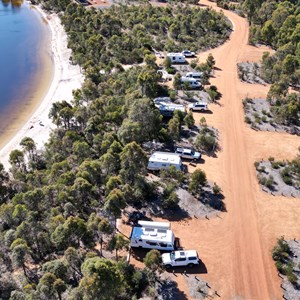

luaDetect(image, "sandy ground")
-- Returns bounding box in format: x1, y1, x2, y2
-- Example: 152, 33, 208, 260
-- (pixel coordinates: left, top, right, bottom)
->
0, 6, 83, 169
120, 1, 300, 299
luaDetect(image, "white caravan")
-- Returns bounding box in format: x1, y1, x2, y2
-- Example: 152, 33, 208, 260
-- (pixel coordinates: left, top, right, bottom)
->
130, 220, 175, 251
181, 77, 201, 89
153, 98, 186, 117
147, 152, 182, 171
185, 72, 203, 80
167, 53, 186, 64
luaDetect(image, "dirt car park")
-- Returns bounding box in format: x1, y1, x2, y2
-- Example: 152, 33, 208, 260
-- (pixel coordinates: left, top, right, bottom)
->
119, 0, 300, 299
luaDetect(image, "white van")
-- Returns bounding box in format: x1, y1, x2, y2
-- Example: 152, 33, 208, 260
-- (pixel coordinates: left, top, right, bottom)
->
185, 72, 202, 80
147, 152, 182, 171
181, 77, 201, 89
130, 221, 176, 251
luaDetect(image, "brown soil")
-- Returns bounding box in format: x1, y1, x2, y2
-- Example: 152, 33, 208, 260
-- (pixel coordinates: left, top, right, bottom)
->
120, 1, 300, 299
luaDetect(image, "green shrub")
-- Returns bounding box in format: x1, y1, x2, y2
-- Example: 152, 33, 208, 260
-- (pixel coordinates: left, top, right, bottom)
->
212, 183, 222, 195
271, 161, 281, 169
258, 176, 267, 185
265, 176, 274, 189
282, 176, 293, 186
287, 273, 298, 285
261, 116, 267, 123
166, 67, 176, 75
254, 161, 260, 169
268, 157, 275, 162
245, 116, 252, 124
275, 261, 284, 273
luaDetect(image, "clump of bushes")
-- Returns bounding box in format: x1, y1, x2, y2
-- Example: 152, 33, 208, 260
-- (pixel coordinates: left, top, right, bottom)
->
195, 126, 217, 153
272, 237, 298, 286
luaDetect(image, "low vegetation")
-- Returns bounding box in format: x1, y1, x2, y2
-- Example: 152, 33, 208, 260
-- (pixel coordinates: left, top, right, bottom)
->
242, 96, 300, 134
255, 155, 300, 196
273, 238, 296, 284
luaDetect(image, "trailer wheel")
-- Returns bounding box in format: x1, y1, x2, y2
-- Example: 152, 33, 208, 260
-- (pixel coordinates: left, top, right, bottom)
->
188, 263, 194, 268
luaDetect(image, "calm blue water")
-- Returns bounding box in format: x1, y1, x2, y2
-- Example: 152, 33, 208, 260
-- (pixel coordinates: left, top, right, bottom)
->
0, 0, 48, 132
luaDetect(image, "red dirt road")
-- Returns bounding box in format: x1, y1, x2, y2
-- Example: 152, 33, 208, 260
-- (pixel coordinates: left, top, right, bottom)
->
180, 1, 300, 299
120, 1, 300, 299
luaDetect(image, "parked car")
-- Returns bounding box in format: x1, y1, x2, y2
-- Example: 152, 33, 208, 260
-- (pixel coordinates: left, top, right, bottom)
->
181, 50, 195, 57
175, 147, 201, 160
188, 101, 208, 112
162, 250, 200, 268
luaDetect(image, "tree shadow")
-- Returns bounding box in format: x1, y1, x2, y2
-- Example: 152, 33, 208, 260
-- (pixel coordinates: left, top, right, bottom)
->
130, 247, 148, 262
200, 190, 226, 212
157, 278, 189, 300
160, 206, 191, 221
213, 66, 222, 71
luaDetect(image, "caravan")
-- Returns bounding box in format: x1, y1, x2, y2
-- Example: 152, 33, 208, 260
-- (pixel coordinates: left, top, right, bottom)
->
181, 77, 201, 89
153, 97, 186, 117
167, 53, 186, 64
130, 221, 176, 251
147, 152, 182, 171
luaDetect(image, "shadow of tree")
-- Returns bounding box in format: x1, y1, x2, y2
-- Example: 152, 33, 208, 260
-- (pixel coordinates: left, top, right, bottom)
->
156, 278, 189, 300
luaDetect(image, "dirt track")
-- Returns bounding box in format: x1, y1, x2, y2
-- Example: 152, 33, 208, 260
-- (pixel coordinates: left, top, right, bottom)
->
119, 1, 300, 299
175, 1, 300, 299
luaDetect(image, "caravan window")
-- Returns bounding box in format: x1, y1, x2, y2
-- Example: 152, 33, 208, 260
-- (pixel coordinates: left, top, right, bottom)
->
159, 243, 168, 248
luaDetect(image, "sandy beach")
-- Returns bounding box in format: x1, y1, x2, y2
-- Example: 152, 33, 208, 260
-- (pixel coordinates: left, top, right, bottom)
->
0, 5, 83, 170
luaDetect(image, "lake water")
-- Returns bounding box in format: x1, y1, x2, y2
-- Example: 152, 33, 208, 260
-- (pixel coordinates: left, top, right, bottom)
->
0, 0, 50, 138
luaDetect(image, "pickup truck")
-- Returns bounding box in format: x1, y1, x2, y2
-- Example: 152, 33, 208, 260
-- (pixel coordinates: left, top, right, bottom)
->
175, 147, 201, 160
162, 250, 200, 268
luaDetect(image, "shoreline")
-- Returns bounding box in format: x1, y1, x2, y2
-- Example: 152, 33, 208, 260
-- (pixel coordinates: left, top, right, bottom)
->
0, 5, 83, 170
0, 9, 54, 151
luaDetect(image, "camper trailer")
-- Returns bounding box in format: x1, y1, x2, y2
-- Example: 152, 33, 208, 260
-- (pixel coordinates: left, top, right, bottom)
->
147, 152, 182, 171
181, 77, 201, 89
153, 98, 186, 117
167, 53, 186, 64
185, 72, 203, 80
130, 221, 176, 251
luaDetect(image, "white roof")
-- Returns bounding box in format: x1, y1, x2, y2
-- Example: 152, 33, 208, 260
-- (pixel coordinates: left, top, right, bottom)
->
167, 52, 185, 57
174, 250, 198, 259
149, 152, 181, 164
138, 220, 170, 229
155, 102, 185, 113
131, 225, 174, 243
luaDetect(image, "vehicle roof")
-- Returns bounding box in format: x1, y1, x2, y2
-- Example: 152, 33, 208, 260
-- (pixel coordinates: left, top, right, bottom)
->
157, 103, 185, 112
176, 147, 193, 154
149, 152, 181, 164
195, 101, 208, 105
174, 250, 198, 258
181, 76, 199, 82
131, 226, 174, 243
186, 72, 202, 75
167, 52, 185, 56
153, 97, 171, 103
